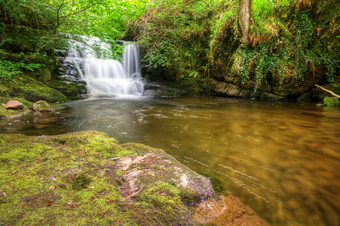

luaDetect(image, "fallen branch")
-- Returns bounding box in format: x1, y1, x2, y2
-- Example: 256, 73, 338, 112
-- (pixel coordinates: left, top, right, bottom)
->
315, 84, 340, 99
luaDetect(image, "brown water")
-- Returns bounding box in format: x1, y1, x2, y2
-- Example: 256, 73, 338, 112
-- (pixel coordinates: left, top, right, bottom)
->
1, 97, 340, 225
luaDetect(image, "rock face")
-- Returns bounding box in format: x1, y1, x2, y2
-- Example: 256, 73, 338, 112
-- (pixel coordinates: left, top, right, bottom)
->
1, 100, 24, 110
210, 71, 339, 101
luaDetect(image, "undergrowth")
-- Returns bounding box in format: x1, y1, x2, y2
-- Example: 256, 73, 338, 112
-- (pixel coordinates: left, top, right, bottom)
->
0, 60, 42, 79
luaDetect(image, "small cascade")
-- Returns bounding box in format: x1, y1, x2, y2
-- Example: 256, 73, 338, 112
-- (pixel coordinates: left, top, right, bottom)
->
63, 37, 144, 97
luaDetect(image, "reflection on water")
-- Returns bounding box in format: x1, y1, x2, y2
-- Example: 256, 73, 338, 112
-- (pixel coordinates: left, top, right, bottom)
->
1, 97, 340, 225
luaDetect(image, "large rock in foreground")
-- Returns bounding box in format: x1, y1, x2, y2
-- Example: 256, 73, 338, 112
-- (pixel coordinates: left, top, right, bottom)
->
0, 130, 214, 225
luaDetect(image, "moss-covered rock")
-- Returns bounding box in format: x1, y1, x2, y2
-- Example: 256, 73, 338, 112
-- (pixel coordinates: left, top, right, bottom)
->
49, 80, 86, 100
1, 75, 67, 103
0, 130, 215, 225
32, 100, 51, 112
324, 97, 340, 107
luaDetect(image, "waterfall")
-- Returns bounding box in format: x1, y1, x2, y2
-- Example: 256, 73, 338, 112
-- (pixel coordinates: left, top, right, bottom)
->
64, 37, 144, 97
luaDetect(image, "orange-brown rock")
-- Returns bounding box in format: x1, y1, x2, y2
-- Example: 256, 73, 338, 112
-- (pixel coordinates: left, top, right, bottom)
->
1, 100, 24, 110
189, 195, 269, 225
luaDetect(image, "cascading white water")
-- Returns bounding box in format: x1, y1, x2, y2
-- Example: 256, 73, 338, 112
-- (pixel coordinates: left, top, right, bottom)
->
64, 37, 144, 97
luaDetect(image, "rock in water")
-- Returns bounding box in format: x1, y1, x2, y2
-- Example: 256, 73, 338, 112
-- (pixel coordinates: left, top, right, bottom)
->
1, 100, 24, 110
33, 100, 51, 112
116, 143, 215, 204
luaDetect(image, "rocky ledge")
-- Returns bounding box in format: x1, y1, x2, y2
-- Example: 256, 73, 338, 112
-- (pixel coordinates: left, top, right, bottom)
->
0, 130, 215, 225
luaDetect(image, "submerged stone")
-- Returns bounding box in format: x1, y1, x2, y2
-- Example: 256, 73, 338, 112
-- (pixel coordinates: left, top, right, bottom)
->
189, 195, 269, 225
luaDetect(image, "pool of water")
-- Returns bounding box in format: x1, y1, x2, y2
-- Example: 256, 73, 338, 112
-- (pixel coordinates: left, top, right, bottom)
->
1, 97, 340, 225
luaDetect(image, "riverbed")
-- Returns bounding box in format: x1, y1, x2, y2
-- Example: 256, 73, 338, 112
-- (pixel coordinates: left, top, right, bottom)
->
1, 97, 340, 225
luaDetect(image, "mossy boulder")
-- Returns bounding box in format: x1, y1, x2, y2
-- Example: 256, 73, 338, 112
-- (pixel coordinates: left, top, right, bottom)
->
0, 130, 215, 225
16, 82, 66, 103
32, 100, 51, 112
49, 80, 86, 100
324, 97, 340, 107
1, 75, 67, 103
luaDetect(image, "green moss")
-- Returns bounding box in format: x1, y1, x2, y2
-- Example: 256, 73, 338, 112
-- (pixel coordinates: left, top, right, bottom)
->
324, 97, 340, 107
115, 169, 125, 176
32, 100, 50, 111
0, 104, 30, 119
71, 174, 91, 190
0, 75, 67, 103
49, 80, 85, 101
0, 130, 195, 225
17, 80, 66, 103
136, 182, 190, 225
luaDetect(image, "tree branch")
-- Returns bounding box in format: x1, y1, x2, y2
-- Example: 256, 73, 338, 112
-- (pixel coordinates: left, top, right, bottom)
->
54, 0, 65, 34
60, 3, 98, 19
315, 84, 340, 99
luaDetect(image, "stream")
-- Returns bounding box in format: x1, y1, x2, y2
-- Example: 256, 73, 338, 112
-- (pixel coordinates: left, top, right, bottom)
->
1, 96, 340, 225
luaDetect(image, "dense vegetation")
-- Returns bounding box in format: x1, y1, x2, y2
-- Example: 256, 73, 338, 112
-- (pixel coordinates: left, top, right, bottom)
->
128, 0, 339, 99
0, 0, 339, 101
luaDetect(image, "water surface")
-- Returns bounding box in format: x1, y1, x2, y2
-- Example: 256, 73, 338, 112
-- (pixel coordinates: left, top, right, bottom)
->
1, 97, 340, 225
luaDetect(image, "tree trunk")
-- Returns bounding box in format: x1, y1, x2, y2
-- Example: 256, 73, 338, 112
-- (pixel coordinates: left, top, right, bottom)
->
239, 0, 252, 44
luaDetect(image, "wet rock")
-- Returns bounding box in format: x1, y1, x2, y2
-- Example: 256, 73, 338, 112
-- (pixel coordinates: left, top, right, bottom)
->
190, 195, 269, 225
1, 100, 24, 110
32, 100, 51, 112
116, 144, 215, 203
143, 82, 188, 97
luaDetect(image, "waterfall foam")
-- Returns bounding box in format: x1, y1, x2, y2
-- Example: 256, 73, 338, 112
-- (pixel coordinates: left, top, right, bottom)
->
64, 37, 144, 97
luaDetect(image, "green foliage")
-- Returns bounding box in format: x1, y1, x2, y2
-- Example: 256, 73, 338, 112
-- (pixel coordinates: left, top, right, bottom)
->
71, 174, 91, 190
0, 0, 56, 29
323, 97, 340, 107
0, 60, 42, 79
132, 0, 218, 84
235, 11, 338, 90
132, 0, 338, 94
